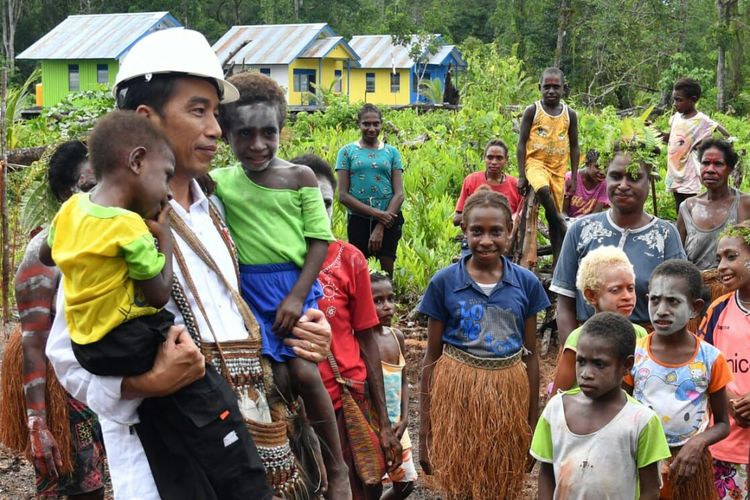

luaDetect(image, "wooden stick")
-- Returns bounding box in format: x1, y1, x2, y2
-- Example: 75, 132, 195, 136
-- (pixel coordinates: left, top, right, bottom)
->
650, 177, 658, 217
0, 67, 8, 335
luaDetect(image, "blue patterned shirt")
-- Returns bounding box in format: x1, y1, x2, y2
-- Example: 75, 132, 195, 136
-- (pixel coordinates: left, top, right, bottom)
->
418, 256, 550, 358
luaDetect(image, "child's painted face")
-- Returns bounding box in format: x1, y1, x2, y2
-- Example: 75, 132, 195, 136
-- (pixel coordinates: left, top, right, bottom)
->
700, 147, 731, 189
648, 275, 694, 336
585, 159, 606, 183
576, 334, 630, 400
135, 144, 175, 218
540, 74, 563, 106
484, 146, 507, 177
224, 102, 280, 172
717, 236, 750, 291
586, 265, 636, 317
463, 205, 511, 266
371, 279, 395, 327
358, 111, 382, 142
672, 89, 697, 114
606, 154, 649, 214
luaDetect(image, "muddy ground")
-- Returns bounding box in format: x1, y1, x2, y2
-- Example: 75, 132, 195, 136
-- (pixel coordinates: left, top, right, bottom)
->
0, 323, 560, 499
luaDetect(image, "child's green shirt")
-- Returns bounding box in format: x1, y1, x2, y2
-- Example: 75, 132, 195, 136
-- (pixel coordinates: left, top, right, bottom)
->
531, 388, 670, 499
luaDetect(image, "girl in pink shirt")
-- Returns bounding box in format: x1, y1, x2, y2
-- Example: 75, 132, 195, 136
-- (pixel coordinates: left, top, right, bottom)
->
563, 150, 609, 218
700, 221, 750, 499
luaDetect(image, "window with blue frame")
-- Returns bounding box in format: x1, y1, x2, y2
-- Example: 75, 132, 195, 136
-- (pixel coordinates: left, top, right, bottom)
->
293, 69, 316, 92
334, 70, 342, 93
260, 67, 271, 76
366, 73, 375, 93
390, 72, 400, 93
96, 64, 108, 84
68, 64, 80, 91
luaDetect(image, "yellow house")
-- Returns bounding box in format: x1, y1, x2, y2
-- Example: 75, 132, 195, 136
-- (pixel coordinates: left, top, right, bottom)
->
213, 23, 360, 106
348, 35, 466, 105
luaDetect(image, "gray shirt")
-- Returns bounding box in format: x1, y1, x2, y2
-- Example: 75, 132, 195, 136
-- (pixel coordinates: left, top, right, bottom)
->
679, 188, 740, 271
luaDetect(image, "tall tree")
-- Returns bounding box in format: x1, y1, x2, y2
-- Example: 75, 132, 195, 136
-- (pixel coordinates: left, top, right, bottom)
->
553, 0, 572, 68
716, 0, 737, 111
1, 0, 23, 72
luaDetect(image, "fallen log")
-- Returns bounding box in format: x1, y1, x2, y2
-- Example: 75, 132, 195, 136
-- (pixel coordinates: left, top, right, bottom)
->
7, 145, 46, 166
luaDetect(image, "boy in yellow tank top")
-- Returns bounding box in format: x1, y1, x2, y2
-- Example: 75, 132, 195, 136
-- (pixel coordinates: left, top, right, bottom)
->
517, 67, 580, 267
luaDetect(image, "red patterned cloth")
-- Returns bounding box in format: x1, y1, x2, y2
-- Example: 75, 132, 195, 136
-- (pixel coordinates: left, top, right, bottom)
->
317, 241, 380, 409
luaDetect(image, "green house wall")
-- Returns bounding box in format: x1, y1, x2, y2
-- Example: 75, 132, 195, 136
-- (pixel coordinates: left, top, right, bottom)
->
40, 59, 119, 106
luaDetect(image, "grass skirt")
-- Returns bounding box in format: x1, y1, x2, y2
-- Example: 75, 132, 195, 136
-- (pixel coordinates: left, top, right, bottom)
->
661, 446, 718, 500
0, 325, 73, 473
429, 346, 530, 499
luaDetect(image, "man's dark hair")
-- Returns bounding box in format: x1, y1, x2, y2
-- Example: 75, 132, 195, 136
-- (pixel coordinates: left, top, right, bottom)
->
697, 139, 739, 170
650, 259, 704, 302
290, 154, 336, 191
48, 140, 88, 202
579, 312, 636, 362
220, 72, 287, 131
673, 78, 702, 100
88, 110, 171, 179
117, 73, 220, 115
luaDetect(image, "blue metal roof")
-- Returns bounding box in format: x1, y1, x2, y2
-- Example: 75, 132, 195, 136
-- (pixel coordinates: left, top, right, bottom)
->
17, 12, 181, 61
214, 23, 360, 66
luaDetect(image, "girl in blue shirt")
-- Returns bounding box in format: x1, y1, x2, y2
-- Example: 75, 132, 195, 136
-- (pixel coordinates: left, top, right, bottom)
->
418, 188, 550, 500
336, 104, 404, 276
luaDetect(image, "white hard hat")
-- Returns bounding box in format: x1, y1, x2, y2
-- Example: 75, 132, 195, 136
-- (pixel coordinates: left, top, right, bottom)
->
114, 28, 239, 103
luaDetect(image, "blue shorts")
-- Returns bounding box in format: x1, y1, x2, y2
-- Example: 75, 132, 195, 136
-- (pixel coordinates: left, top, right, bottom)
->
239, 262, 323, 362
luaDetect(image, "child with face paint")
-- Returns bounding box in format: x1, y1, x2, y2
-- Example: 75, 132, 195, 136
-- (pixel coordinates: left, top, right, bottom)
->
210, 73, 352, 499
532, 312, 670, 500
699, 221, 750, 500
624, 260, 732, 500
550, 246, 647, 394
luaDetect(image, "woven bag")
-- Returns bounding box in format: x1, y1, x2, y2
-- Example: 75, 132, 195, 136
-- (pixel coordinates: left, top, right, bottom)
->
327, 354, 386, 485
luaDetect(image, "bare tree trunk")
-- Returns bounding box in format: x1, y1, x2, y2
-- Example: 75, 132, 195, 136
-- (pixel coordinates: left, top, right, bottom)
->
717, 41, 725, 112
553, 0, 571, 68
1, 67, 9, 332
678, 0, 689, 51
716, 0, 737, 111
1, 0, 23, 72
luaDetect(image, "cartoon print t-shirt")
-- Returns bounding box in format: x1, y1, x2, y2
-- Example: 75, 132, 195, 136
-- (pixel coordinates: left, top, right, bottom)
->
666, 112, 717, 194
624, 333, 733, 447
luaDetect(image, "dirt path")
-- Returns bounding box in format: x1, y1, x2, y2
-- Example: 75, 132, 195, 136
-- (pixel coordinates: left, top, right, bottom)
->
0, 324, 560, 499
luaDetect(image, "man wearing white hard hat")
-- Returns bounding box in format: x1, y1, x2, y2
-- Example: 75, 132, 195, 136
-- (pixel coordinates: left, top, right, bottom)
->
46, 28, 332, 499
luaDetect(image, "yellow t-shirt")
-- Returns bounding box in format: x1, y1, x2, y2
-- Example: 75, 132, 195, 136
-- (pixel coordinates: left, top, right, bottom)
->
48, 193, 165, 345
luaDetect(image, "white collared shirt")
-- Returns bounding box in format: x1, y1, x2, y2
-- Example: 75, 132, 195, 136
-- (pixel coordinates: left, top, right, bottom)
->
46, 181, 250, 499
